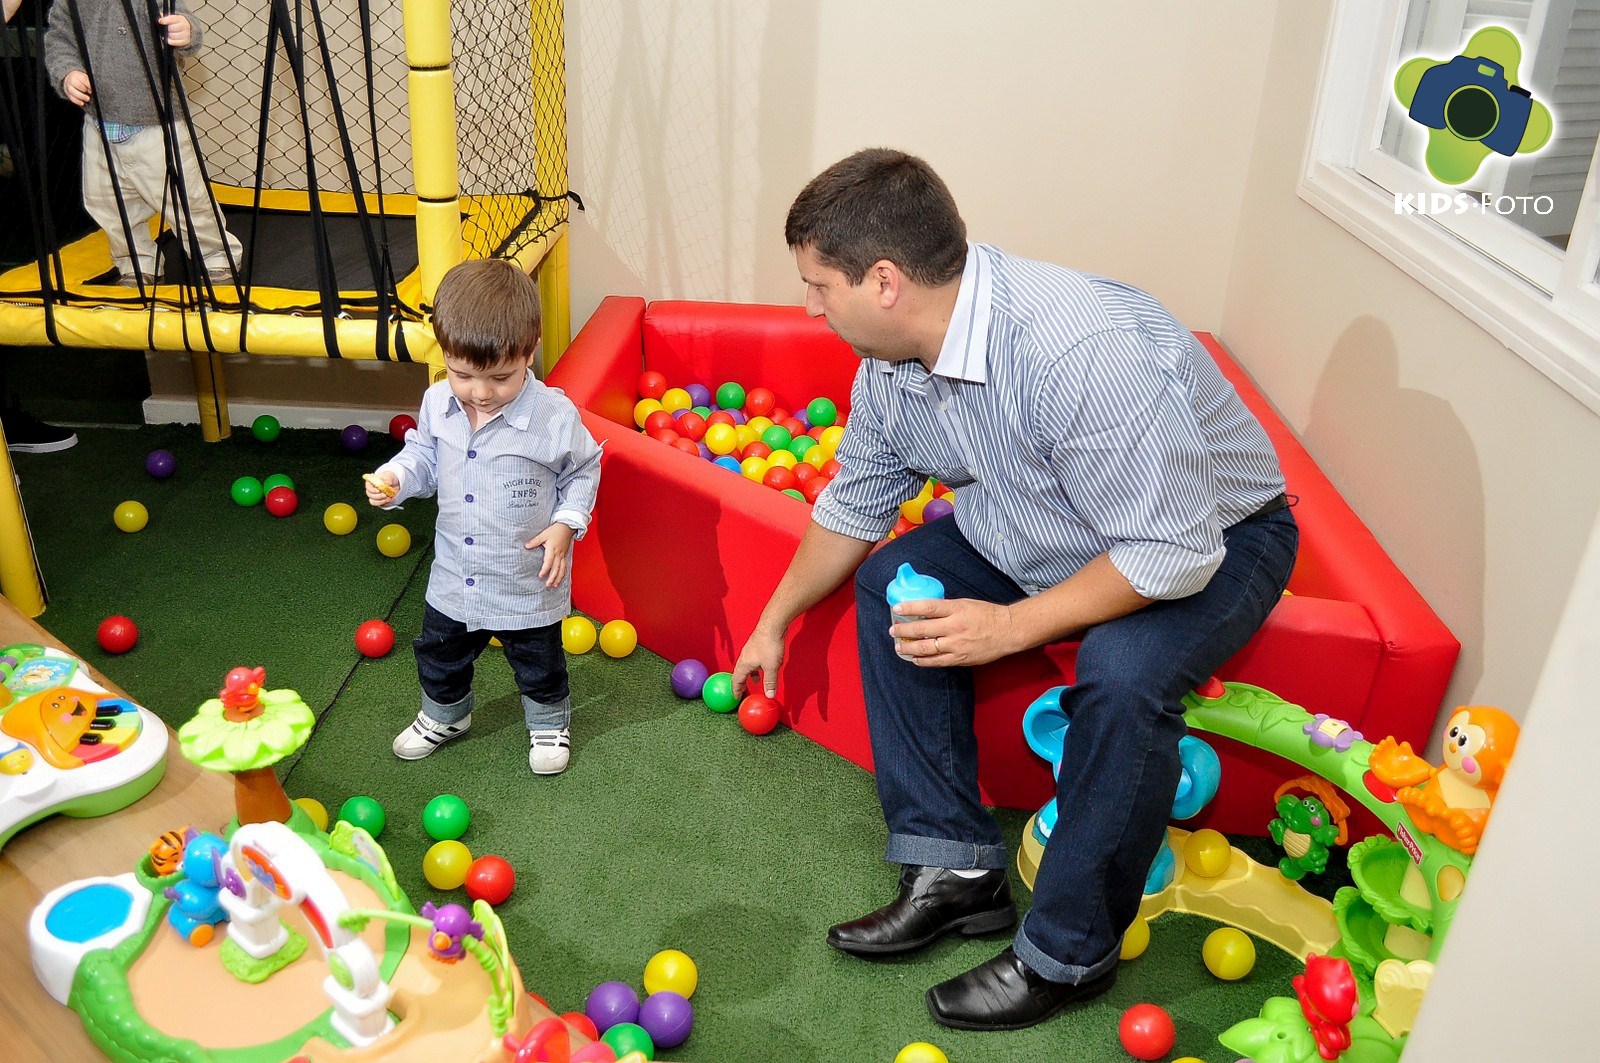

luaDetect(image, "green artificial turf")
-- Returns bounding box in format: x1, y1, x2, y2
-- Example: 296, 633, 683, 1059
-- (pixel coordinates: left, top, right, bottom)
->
15, 424, 1320, 1062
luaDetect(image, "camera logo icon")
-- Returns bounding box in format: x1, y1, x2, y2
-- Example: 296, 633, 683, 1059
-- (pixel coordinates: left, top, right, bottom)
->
1394, 26, 1552, 184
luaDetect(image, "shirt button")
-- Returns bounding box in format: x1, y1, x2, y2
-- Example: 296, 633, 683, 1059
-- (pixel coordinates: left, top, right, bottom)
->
465, 494, 474, 502
468, 449, 477, 458
465, 578, 475, 587
938, 400, 949, 411
465, 537, 474, 545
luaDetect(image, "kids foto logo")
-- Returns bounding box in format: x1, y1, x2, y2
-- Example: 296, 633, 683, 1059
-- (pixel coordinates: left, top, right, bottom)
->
1393, 25, 1553, 186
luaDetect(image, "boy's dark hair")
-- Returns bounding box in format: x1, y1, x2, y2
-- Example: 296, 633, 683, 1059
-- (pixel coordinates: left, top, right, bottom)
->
431, 259, 542, 370
785, 148, 966, 287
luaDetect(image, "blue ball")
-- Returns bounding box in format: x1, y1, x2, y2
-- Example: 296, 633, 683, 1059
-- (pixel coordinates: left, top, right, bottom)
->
713, 456, 742, 473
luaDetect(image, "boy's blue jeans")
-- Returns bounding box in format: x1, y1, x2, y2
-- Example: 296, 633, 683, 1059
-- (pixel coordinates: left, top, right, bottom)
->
414, 603, 571, 730
853, 507, 1297, 985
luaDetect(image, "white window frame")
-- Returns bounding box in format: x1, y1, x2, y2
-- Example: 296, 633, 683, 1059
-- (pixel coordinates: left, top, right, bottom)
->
1301, 0, 1600, 416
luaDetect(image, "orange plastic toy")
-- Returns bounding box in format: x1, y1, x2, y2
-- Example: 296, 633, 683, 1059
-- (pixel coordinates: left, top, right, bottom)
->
1368, 705, 1519, 855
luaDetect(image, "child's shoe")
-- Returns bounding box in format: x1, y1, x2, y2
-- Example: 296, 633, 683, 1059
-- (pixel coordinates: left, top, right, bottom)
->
393, 711, 471, 760
528, 728, 571, 775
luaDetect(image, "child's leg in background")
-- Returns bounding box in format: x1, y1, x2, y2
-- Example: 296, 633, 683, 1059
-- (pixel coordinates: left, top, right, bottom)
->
166, 123, 241, 278
80, 119, 156, 282
413, 603, 493, 724
499, 622, 570, 730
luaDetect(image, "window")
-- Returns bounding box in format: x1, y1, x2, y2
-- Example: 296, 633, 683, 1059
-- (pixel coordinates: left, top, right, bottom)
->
1303, 0, 1600, 414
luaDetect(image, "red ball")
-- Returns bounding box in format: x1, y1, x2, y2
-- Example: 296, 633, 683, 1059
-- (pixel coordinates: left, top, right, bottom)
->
1118, 1004, 1176, 1061
807, 425, 827, 440
464, 854, 516, 904
801, 475, 830, 503
643, 410, 676, 435
671, 438, 701, 457
389, 413, 418, 441
675, 411, 708, 442
769, 406, 791, 426
821, 458, 843, 478
741, 441, 772, 461
762, 466, 797, 492
560, 1011, 599, 1041
355, 619, 395, 658
737, 694, 781, 735
97, 615, 138, 654
791, 462, 820, 485
780, 416, 807, 438
705, 410, 736, 428
891, 515, 916, 537
649, 427, 681, 446
264, 486, 299, 517
745, 387, 776, 416
637, 370, 668, 400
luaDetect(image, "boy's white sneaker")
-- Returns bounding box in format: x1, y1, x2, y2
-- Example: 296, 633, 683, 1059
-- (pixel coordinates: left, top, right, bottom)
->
393, 712, 471, 760
528, 728, 571, 775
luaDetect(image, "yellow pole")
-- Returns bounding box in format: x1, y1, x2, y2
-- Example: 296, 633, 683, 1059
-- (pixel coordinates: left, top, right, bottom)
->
403, 0, 463, 383
0, 425, 46, 617
190, 349, 231, 441
530, 0, 571, 368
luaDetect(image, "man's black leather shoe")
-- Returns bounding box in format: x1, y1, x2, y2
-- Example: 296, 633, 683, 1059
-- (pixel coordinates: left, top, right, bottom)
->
926, 946, 1116, 1030
826, 865, 1016, 956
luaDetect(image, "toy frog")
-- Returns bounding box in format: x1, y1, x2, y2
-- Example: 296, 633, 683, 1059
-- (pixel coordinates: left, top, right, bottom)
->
1269, 793, 1342, 879
1370, 706, 1519, 855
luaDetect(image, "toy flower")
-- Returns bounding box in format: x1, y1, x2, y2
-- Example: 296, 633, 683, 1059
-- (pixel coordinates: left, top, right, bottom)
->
178, 667, 314, 825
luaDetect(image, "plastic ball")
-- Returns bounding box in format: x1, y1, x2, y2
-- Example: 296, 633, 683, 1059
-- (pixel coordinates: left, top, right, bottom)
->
113, 500, 149, 533
96, 615, 139, 654
586, 981, 641, 1033
376, 523, 412, 558
805, 397, 838, 428
337, 795, 386, 837
737, 694, 781, 735
389, 413, 417, 440
423, 840, 473, 890
1183, 828, 1232, 878
671, 659, 709, 698
465, 854, 515, 904
599, 619, 638, 658
643, 948, 698, 998
701, 673, 737, 714
781, 488, 805, 501
1202, 926, 1257, 981
563, 616, 599, 654
323, 502, 358, 535
423, 793, 471, 841
745, 387, 776, 417
766, 448, 797, 470
713, 456, 743, 473
894, 1044, 949, 1063
251, 414, 282, 442
264, 486, 299, 518
660, 387, 692, 413
561, 1012, 600, 1041
715, 381, 746, 410
638, 990, 693, 1050
293, 797, 329, 831
570, 1040, 618, 1063
600, 1022, 653, 1060
633, 398, 664, 429
637, 370, 668, 400
261, 474, 294, 495
231, 475, 265, 507
1120, 915, 1151, 960
1119, 1004, 1176, 1061
340, 424, 369, 452
145, 449, 176, 479
704, 423, 738, 455
643, 410, 676, 436
762, 466, 797, 493
922, 498, 955, 522
759, 425, 792, 452
355, 619, 395, 657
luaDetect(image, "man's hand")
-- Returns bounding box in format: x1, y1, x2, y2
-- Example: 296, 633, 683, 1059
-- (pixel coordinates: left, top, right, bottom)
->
888, 597, 1026, 669
159, 14, 192, 48
526, 523, 575, 587
62, 70, 92, 107
363, 470, 399, 506
732, 625, 786, 698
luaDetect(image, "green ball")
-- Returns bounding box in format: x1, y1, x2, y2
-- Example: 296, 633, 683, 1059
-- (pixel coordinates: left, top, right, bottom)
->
781, 488, 806, 501
423, 793, 471, 841
691, 405, 712, 419
601, 1022, 654, 1060
760, 425, 792, 451
263, 473, 296, 493
338, 795, 386, 837
231, 475, 265, 507
806, 397, 838, 428
716, 381, 746, 410
702, 672, 738, 713
252, 414, 282, 442
787, 436, 816, 460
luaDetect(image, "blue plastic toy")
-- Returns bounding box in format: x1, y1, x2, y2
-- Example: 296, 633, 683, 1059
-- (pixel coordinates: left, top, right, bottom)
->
162, 831, 230, 946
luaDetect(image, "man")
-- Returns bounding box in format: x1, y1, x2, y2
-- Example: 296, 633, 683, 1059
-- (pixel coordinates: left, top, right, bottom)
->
731, 148, 1297, 1031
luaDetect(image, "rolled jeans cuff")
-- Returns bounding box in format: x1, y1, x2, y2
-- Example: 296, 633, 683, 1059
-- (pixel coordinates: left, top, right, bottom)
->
421, 689, 473, 726
523, 694, 571, 731
1013, 918, 1120, 985
884, 832, 1008, 871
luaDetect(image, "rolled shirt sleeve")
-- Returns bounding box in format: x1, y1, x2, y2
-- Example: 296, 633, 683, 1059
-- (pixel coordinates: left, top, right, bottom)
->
810, 367, 925, 542
548, 398, 602, 537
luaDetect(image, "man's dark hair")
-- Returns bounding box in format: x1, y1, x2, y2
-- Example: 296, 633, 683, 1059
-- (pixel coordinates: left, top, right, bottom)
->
785, 148, 967, 287
431, 258, 543, 371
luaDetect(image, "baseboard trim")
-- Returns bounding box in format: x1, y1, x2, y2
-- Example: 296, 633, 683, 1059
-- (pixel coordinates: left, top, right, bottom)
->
141, 397, 406, 432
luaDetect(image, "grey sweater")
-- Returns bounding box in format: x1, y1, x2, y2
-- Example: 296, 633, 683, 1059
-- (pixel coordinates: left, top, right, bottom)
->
44, 0, 205, 127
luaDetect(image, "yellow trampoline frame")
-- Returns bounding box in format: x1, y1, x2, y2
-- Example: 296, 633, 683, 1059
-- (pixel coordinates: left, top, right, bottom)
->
0, 0, 572, 616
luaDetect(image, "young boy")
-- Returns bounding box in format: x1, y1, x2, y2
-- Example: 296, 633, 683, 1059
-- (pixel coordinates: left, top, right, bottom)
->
365, 259, 602, 775
44, 0, 241, 286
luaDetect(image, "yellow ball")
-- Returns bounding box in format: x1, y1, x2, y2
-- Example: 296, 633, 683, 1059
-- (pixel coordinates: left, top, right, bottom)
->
114, 500, 148, 533
423, 840, 473, 890
633, 398, 664, 428
704, 423, 739, 455
1120, 915, 1151, 960
599, 619, 638, 658
767, 449, 797, 470
804, 449, 829, 470
894, 1044, 949, 1063
1183, 828, 1233, 878
562, 615, 598, 654
323, 502, 358, 535
900, 494, 930, 524
643, 948, 698, 998
1202, 926, 1256, 981
734, 424, 759, 450
740, 456, 768, 482
747, 415, 774, 434
376, 523, 411, 558
1173, 1058, 1208, 1063
294, 797, 329, 831
820, 425, 845, 451
660, 387, 692, 413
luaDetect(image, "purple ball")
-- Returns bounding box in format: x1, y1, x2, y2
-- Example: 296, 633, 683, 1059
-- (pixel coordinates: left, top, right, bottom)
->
670, 407, 689, 421
727, 409, 748, 425
145, 449, 176, 479
696, 442, 714, 461
685, 383, 712, 408
638, 991, 694, 1050
585, 980, 640, 1033
922, 498, 955, 522
340, 424, 369, 452
671, 659, 709, 698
